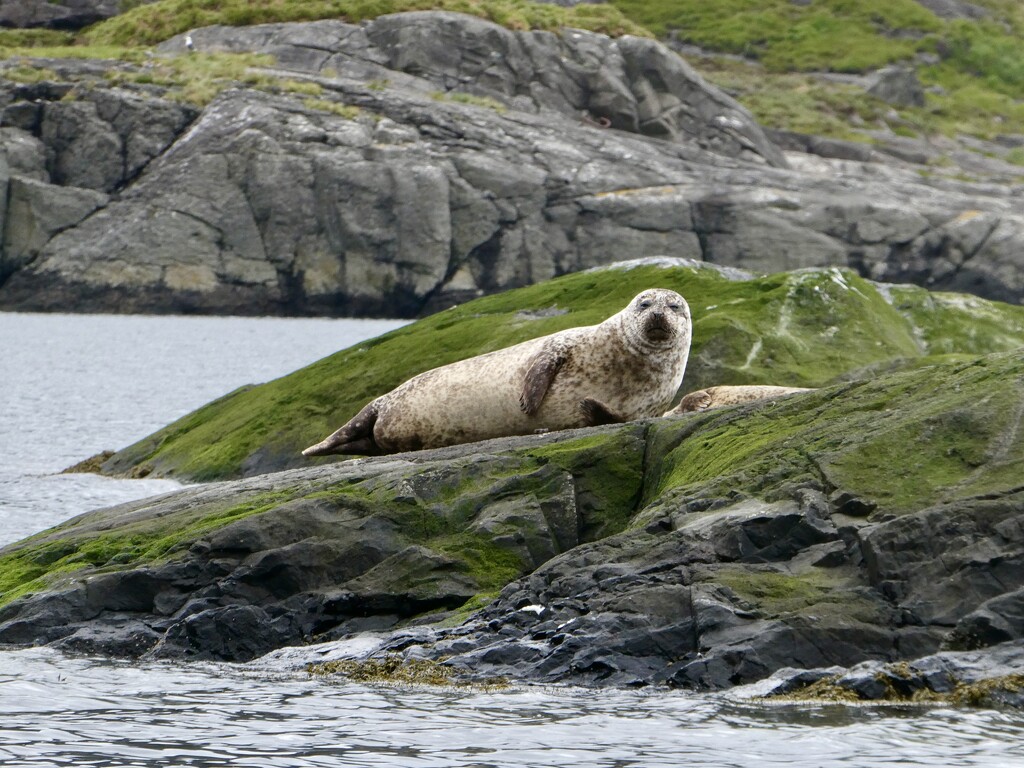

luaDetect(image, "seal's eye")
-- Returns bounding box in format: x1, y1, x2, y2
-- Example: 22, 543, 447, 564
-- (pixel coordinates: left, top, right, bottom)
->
668, 303, 681, 311
638, 300, 652, 309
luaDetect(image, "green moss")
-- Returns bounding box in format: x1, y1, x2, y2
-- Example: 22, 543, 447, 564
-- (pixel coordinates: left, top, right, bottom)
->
435, 590, 498, 627
521, 429, 645, 540
83, 0, 647, 48
716, 567, 835, 614
649, 350, 1024, 517
428, 533, 524, 589
106, 265, 1024, 483
0, 490, 293, 609
884, 283, 1024, 355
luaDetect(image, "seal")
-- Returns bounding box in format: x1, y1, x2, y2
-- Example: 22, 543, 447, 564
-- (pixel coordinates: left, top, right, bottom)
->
664, 385, 814, 415
303, 289, 692, 456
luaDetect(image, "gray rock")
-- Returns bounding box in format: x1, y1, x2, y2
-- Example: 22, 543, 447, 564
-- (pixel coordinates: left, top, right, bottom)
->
2, 346, 1024, 698
866, 66, 926, 108
913, 0, 989, 20
1, 175, 108, 283
752, 640, 1024, 707
0, 0, 138, 30
0, 12, 1023, 314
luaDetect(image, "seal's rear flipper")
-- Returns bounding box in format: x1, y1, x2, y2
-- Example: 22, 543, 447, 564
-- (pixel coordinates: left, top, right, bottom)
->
302, 402, 382, 457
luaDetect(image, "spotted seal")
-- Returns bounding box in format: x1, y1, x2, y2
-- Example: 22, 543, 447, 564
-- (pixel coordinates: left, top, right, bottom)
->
665, 385, 815, 415
303, 289, 692, 456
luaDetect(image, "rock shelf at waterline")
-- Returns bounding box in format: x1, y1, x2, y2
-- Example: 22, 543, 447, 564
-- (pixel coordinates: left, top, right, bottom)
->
2, 344, 1023, 699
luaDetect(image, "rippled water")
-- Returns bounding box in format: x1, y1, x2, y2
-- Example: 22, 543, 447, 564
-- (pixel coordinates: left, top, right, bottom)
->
0, 312, 404, 546
1, 312, 1022, 767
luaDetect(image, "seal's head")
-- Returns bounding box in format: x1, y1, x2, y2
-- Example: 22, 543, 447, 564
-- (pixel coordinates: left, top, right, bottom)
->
621, 289, 691, 351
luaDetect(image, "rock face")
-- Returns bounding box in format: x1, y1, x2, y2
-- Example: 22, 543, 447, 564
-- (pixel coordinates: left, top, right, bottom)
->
0, 12, 1023, 316
0, 0, 136, 30
0, 80, 197, 286
1, 347, 1022, 697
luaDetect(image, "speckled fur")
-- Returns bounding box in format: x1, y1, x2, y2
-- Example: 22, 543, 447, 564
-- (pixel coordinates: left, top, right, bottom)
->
303, 289, 691, 456
665, 385, 815, 416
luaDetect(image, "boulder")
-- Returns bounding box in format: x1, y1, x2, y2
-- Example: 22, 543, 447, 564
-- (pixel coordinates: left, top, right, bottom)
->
88, 260, 1024, 483
866, 65, 926, 108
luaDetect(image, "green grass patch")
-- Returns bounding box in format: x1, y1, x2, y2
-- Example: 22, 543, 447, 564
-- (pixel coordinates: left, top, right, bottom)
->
102, 52, 276, 105
83, 0, 646, 47
0, 29, 77, 48
303, 97, 361, 118
609, 0, 940, 73
431, 90, 507, 113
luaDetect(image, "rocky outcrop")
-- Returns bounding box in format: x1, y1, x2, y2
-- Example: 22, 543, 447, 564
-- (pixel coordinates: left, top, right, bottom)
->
1, 346, 1022, 698
94, 261, 1024, 484
0, 0, 138, 30
0, 80, 197, 286
0, 13, 1022, 316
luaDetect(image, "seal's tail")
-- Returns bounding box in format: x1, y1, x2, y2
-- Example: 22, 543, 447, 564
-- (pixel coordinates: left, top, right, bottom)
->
302, 402, 382, 456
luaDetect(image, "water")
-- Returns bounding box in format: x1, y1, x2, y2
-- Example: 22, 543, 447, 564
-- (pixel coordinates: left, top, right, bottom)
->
1, 311, 1023, 767
0, 312, 405, 546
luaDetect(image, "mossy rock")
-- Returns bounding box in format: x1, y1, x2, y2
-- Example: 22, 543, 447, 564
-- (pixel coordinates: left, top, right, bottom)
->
100, 262, 1024, 483
1, 344, 1023, 679
646, 349, 1024, 517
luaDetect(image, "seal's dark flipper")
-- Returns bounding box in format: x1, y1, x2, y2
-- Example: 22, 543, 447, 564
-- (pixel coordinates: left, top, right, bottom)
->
302, 402, 382, 456
520, 348, 566, 415
579, 398, 625, 426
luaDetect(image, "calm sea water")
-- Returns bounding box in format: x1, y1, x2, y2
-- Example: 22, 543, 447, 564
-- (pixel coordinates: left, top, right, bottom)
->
1, 311, 1023, 768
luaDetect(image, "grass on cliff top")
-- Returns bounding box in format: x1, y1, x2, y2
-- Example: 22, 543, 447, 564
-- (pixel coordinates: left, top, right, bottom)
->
104, 263, 1024, 483
610, 0, 942, 72
83, 0, 646, 47
609, 0, 1024, 141
7, 1, 1024, 143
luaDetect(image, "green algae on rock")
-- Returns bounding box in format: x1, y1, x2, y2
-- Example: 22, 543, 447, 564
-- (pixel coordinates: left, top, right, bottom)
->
0, 342, 1022, 692
97, 263, 1024, 483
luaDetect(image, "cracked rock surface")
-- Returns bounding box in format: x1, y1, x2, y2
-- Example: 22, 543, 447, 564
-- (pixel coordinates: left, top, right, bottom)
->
2, 347, 1023, 696
1, 12, 1023, 316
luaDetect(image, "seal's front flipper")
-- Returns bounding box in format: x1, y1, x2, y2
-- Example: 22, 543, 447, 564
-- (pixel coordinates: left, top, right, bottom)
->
520, 346, 566, 416
302, 402, 382, 457
579, 398, 625, 426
